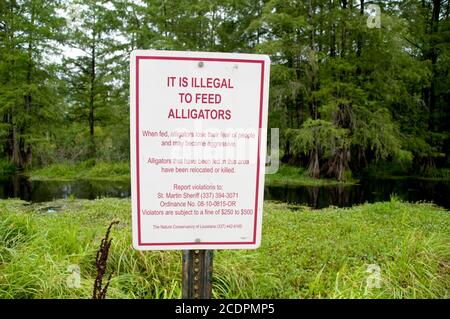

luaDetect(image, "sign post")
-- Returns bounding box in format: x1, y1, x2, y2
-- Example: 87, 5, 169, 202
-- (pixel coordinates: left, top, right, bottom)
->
130, 50, 270, 298
182, 250, 213, 299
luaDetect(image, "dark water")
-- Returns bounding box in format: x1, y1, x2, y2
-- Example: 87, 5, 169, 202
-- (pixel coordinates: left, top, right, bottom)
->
264, 178, 450, 209
0, 175, 449, 209
0, 175, 130, 203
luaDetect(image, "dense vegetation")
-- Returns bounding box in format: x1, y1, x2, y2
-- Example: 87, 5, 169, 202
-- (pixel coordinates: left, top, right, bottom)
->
2, 2, 449, 301
1, 0, 449, 181
0, 198, 448, 298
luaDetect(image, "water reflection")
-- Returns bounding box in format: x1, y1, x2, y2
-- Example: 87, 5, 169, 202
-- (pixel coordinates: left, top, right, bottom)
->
0, 175, 449, 209
264, 178, 450, 209
0, 176, 130, 202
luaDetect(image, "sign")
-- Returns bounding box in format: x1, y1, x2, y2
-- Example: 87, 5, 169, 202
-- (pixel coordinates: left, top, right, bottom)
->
130, 50, 270, 250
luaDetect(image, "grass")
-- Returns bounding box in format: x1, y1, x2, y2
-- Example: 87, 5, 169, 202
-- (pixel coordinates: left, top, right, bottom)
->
265, 164, 357, 187
29, 161, 130, 182
417, 168, 450, 181
362, 161, 450, 181
0, 198, 449, 299
28, 162, 359, 187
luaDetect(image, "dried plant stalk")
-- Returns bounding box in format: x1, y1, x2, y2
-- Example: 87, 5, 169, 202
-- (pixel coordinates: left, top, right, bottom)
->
93, 220, 119, 299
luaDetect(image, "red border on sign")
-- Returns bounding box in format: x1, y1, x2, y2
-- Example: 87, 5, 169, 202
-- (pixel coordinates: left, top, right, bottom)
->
135, 55, 265, 246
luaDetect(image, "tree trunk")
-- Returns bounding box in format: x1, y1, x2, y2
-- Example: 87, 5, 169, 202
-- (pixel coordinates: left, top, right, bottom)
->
327, 146, 350, 181
356, 0, 364, 58
11, 0, 35, 169
89, 36, 96, 159
428, 0, 441, 130
23, 3, 34, 168
341, 0, 348, 57
295, 93, 303, 128
12, 125, 21, 167
329, 0, 336, 57
308, 0, 315, 50
307, 147, 320, 178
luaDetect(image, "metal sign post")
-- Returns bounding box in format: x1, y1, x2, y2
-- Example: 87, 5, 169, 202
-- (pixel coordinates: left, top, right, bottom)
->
182, 250, 213, 299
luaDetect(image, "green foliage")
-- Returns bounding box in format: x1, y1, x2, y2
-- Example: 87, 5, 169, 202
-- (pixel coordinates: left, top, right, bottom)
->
0, 198, 449, 298
352, 107, 406, 161
0, 0, 449, 177
265, 164, 356, 186
29, 161, 130, 181
0, 158, 15, 176
0, 0, 65, 169
287, 119, 350, 158
259, 0, 449, 178
421, 168, 450, 180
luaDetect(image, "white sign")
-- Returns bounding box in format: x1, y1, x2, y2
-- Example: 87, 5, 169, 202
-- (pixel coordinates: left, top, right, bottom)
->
130, 50, 270, 250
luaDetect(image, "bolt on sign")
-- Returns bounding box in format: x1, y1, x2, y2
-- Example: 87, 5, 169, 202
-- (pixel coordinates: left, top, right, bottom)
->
130, 50, 270, 250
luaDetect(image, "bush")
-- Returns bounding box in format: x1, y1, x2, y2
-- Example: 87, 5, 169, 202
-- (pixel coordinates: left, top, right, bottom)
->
0, 159, 16, 176
29, 161, 130, 181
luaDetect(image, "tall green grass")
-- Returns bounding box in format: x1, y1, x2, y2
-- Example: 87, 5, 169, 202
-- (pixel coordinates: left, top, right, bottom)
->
265, 164, 357, 187
30, 162, 360, 186
30, 162, 359, 186
0, 198, 449, 298
29, 161, 130, 181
